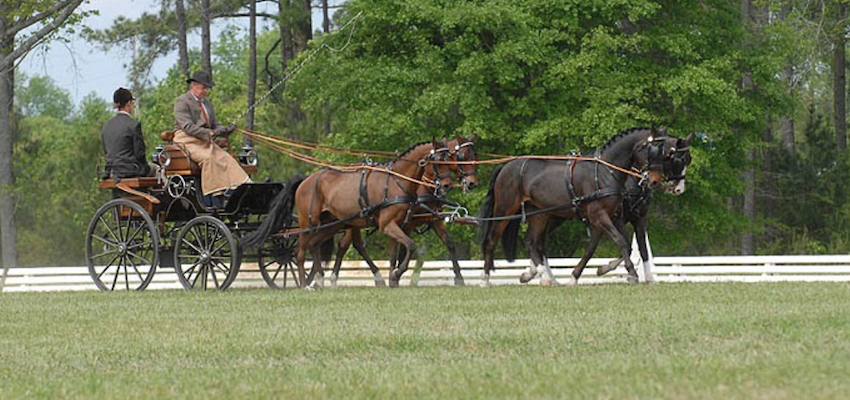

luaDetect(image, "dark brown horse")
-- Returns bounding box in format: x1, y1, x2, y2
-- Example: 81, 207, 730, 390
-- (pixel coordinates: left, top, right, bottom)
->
478, 127, 684, 286
241, 140, 455, 287
318, 135, 479, 288
596, 133, 693, 281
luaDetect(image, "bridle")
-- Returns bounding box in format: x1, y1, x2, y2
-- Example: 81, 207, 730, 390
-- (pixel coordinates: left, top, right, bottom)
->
636, 136, 691, 187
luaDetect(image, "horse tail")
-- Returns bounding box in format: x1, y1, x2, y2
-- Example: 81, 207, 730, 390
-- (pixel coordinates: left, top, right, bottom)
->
240, 175, 306, 249
502, 219, 520, 263
477, 164, 505, 246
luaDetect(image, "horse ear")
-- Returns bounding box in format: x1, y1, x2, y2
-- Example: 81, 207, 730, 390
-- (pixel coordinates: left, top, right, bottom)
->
455, 133, 462, 142
684, 132, 694, 144
470, 133, 476, 141
659, 126, 668, 136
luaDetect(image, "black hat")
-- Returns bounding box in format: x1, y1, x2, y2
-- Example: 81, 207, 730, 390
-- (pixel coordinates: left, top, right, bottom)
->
186, 71, 214, 88
113, 87, 134, 107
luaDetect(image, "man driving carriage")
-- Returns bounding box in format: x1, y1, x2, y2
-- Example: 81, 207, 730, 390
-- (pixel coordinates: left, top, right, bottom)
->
101, 87, 156, 178
172, 70, 251, 197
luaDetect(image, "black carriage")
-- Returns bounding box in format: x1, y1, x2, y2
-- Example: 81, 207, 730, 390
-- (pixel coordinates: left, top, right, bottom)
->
85, 132, 300, 291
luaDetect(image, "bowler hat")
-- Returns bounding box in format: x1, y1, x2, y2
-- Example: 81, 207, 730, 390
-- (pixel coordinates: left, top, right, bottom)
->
113, 87, 134, 106
186, 71, 214, 88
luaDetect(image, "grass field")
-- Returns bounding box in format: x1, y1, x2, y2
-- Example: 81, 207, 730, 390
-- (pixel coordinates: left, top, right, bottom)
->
1, 283, 849, 399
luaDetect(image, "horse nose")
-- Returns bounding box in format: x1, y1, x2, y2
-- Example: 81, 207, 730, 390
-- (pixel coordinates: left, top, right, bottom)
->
467, 180, 477, 190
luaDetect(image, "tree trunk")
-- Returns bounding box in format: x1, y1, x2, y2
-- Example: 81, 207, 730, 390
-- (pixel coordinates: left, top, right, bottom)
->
742, 149, 755, 255
0, 51, 16, 283
780, 1, 795, 152
293, 0, 312, 53
279, 0, 294, 70
834, 2, 847, 152
176, 0, 190, 80
246, 0, 256, 143
0, 10, 16, 282
201, 0, 212, 78
322, 0, 330, 34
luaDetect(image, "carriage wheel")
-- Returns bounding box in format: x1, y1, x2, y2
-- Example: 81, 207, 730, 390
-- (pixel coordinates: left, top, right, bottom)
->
258, 235, 301, 289
86, 199, 159, 291
173, 216, 241, 291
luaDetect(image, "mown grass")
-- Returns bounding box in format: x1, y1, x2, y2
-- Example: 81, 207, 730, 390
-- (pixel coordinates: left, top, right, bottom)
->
1, 283, 849, 399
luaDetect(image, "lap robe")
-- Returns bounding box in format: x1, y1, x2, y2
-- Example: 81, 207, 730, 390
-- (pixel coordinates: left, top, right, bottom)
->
173, 129, 250, 195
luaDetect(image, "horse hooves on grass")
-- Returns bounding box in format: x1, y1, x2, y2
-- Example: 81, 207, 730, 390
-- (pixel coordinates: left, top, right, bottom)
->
374, 280, 387, 287
454, 278, 465, 287
627, 275, 639, 285
519, 272, 534, 283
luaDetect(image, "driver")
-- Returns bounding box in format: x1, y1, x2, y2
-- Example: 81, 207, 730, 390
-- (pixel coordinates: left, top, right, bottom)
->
172, 71, 250, 197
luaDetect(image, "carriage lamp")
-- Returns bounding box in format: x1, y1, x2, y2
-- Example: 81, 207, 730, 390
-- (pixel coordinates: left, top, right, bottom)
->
151, 145, 171, 167
239, 144, 258, 166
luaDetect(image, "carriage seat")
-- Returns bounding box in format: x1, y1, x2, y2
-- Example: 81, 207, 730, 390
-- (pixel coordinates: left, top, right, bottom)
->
160, 131, 257, 175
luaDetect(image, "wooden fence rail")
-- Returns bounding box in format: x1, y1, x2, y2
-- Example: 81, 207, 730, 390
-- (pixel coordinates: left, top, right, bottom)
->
3, 254, 850, 292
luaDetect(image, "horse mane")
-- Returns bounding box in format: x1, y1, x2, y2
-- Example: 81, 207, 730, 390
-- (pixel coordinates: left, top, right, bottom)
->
597, 127, 651, 155
395, 140, 434, 160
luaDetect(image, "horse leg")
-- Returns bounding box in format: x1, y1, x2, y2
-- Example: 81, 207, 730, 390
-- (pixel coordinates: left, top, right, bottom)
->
526, 215, 560, 286
598, 215, 629, 276
382, 221, 416, 288
431, 220, 465, 287
304, 229, 339, 289
349, 228, 386, 287
481, 220, 510, 288
634, 217, 654, 284
571, 228, 604, 285
520, 215, 544, 284
330, 230, 353, 288
596, 215, 639, 284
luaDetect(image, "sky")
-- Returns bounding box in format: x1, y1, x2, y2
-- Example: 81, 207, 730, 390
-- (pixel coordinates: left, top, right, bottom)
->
18, 0, 334, 105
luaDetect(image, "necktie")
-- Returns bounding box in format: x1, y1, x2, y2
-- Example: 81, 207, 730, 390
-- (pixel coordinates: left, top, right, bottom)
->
198, 100, 210, 126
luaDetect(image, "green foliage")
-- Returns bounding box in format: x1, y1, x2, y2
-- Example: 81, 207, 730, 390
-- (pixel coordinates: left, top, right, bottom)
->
13, 81, 111, 265
14, 73, 74, 120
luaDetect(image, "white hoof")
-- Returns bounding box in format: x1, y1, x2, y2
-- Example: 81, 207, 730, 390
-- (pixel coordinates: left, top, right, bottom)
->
565, 276, 578, 286
479, 276, 492, 288
519, 272, 535, 284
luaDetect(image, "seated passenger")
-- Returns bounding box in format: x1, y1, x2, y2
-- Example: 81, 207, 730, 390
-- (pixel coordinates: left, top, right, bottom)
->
101, 87, 154, 178
173, 70, 250, 197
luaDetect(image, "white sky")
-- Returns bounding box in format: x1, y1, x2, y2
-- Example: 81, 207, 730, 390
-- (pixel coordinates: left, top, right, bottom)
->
18, 0, 333, 105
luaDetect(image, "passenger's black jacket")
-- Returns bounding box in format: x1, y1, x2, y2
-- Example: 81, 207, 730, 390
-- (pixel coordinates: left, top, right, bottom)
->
101, 112, 151, 178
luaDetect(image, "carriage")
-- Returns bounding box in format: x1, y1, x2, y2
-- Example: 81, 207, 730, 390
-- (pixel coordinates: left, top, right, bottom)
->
85, 131, 300, 291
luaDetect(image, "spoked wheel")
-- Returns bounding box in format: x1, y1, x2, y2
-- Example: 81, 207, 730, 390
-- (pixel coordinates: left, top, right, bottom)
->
258, 235, 301, 289
86, 199, 159, 291
173, 216, 241, 291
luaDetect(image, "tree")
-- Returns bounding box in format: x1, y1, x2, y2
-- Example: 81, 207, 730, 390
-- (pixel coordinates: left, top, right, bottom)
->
202, 0, 212, 76
176, 0, 189, 79
0, 0, 87, 283
246, 0, 257, 137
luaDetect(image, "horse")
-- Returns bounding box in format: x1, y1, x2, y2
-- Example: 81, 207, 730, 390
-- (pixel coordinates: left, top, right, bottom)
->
596, 133, 693, 281
240, 139, 456, 288
477, 127, 685, 287
320, 135, 479, 288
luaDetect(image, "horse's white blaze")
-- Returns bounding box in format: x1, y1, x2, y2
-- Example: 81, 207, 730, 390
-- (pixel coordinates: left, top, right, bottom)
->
672, 167, 687, 194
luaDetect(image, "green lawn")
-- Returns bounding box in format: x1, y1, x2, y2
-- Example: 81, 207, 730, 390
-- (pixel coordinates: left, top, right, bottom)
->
1, 283, 849, 399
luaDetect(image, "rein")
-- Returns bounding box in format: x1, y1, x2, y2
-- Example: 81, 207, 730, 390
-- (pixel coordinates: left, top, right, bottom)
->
245, 131, 440, 189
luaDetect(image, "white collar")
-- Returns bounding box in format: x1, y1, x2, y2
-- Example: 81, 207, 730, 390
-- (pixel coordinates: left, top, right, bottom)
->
190, 92, 203, 102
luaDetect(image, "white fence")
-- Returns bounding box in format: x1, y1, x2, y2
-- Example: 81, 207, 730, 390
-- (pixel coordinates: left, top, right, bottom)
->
3, 254, 850, 292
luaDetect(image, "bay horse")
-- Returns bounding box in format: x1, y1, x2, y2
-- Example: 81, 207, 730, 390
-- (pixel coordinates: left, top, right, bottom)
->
319, 135, 479, 288
596, 133, 693, 281
478, 127, 683, 286
241, 140, 456, 287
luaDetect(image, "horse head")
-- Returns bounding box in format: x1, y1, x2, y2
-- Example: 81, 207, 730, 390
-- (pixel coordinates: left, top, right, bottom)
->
635, 127, 692, 194
662, 133, 693, 195
449, 134, 479, 193
427, 138, 455, 196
